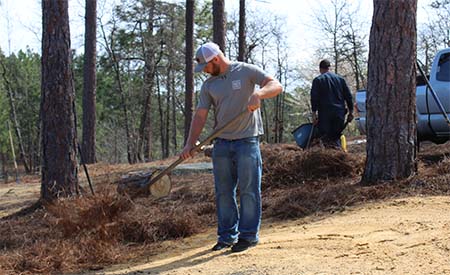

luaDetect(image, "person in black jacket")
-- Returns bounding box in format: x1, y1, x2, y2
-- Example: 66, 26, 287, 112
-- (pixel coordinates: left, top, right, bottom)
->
310, 59, 353, 148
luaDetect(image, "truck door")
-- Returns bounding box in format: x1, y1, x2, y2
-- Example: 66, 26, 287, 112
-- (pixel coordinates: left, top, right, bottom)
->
427, 52, 450, 136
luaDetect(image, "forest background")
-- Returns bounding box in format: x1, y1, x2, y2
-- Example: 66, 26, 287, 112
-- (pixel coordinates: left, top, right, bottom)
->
0, 0, 448, 178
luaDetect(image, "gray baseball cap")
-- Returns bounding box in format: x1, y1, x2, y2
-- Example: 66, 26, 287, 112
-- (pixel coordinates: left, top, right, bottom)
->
194, 42, 221, 72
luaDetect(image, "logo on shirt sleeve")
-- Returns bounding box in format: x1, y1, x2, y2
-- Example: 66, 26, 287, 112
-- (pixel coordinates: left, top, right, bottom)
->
232, 80, 241, 90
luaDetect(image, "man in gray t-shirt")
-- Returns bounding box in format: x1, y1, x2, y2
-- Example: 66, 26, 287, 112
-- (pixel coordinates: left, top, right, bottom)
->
197, 62, 269, 140
181, 42, 282, 253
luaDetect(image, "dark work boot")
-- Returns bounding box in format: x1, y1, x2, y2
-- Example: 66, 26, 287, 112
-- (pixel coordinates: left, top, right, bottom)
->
211, 242, 232, 251
231, 239, 258, 253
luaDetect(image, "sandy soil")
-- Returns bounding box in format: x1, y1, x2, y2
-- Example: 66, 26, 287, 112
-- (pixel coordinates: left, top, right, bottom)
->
0, 180, 40, 218
93, 195, 450, 275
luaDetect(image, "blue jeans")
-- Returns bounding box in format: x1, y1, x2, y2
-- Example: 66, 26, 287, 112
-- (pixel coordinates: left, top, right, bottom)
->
212, 136, 262, 244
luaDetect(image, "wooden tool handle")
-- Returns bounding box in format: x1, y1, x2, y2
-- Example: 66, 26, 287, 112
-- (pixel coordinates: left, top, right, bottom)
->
147, 110, 249, 186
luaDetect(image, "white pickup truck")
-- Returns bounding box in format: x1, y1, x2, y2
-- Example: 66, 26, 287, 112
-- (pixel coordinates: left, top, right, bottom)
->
355, 47, 450, 144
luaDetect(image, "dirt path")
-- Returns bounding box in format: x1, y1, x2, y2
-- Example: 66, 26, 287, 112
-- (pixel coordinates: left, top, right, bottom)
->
0, 181, 40, 218
93, 195, 450, 275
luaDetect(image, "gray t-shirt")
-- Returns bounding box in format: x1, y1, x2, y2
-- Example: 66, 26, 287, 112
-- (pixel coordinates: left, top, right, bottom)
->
198, 62, 271, 140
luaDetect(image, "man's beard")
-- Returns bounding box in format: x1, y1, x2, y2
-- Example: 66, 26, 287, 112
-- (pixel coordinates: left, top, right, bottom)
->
210, 63, 221, 76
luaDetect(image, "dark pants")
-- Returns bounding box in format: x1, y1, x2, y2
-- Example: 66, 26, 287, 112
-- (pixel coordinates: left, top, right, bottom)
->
318, 111, 345, 148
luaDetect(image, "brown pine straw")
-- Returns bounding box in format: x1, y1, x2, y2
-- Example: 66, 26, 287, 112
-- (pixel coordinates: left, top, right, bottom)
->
261, 144, 364, 189
0, 188, 210, 274
0, 142, 449, 274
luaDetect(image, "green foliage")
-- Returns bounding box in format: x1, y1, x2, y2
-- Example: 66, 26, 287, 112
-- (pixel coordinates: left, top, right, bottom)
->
0, 50, 10, 159
0, 49, 40, 166
93, 0, 212, 161
0, 65, 9, 155
71, 53, 84, 133
194, 1, 214, 43
0, 0, 376, 167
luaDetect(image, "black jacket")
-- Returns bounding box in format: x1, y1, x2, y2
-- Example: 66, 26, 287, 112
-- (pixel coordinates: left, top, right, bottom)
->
310, 72, 353, 117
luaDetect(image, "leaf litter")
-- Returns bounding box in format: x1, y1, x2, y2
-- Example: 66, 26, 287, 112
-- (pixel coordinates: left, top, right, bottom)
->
0, 141, 449, 274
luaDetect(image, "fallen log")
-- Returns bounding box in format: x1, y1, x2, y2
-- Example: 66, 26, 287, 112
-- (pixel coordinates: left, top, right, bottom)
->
117, 171, 152, 198
117, 171, 171, 199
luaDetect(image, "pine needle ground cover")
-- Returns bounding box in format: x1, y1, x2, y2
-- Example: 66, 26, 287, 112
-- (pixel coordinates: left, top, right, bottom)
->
0, 142, 449, 274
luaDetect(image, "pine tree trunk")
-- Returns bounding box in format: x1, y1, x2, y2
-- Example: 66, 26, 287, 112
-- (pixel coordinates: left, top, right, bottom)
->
362, 0, 417, 184
138, 1, 156, 162
99, 20, 134, 164
261, 101, 269, 143
171, 72, 177, 154
280, 69, 287, 143
82, 0, 97, 164
164, 67, 171, 158
275, 47, 283, 143
238, 0, 246, 62
41, 0, 79, 200
184, 0, 194, 145
0, 152, 8, 183
168, 12, 177, 155
114, 130, 118, 163
7, 121, 18, 182
116, 62, 134, 164
274, 94, 280, 143
27, 117, 35, 172
352, 40, 362, 90
213, 0, 226, 52
139, 60, 155, 162
139, 90, 151, 161
157, 74, 166, 158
